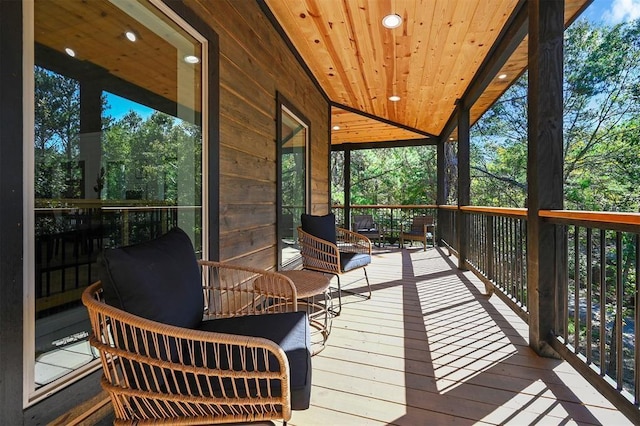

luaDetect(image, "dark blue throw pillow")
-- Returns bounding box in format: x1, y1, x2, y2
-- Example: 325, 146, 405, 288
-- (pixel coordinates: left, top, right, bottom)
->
301, 213, 337, 244
98, 227, 203, 329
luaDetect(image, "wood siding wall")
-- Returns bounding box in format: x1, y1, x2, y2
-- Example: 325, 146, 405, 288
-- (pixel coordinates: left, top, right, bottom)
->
187, 0, 330, 269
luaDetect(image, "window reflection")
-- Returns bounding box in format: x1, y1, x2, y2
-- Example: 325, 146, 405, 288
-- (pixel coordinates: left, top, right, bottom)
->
278, 100, 310, 269
32, 0, 204, 392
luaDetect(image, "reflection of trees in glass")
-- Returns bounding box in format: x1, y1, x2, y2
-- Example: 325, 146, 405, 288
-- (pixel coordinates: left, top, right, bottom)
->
281, 149, 305, 211
101, 111, 202, 204
34, 67, 81, 198
34, 66, 202, 205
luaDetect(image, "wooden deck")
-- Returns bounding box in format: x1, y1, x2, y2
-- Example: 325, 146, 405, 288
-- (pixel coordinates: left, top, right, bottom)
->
285, 247, 631, 425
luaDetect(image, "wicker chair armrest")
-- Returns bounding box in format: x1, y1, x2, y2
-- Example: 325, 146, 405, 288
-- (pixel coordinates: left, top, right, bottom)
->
297, 226, 341, 274
198, 260, 297, 318
336, 227, 372, 255
82, 281, 292, 421
83, 282, 288, 358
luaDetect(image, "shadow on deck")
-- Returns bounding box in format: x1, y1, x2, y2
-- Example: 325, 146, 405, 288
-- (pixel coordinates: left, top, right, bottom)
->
287, 247, 630, 425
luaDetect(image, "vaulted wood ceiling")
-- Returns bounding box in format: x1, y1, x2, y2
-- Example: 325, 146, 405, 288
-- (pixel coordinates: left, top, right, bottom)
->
263, 0, 591, 147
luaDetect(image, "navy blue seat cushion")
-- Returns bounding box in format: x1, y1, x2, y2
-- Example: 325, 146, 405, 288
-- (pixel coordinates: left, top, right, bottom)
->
98, 227, 203, 329
301, 213, 337, 244
197, 311, 312, 410
340, 252, 371, 272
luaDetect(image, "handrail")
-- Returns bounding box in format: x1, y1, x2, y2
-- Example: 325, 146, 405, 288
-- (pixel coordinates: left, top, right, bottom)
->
437, 205, 459, 211
332, 204, 438, 209
335, 204, 640, 227
461, 206, 527, 217
540, 209, 640, 226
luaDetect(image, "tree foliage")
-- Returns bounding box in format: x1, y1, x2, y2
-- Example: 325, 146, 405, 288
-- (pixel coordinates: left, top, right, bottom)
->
471, 18, 640, 211
34, 67, 81, 198
331, 145, 437, 205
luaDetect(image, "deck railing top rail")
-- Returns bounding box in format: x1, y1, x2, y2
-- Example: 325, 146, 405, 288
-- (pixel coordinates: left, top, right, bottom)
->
332, 204, 438, 209
461, 206, 528, 217
540, 209, 640, 226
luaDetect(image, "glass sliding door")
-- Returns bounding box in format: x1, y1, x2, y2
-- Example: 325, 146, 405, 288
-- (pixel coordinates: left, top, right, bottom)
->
28, 0, 206, 402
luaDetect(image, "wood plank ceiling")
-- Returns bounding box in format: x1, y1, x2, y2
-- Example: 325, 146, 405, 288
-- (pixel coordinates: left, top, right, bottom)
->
264, 0, 590, 147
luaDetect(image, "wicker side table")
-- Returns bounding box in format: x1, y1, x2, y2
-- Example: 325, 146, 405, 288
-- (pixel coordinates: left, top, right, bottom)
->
279, 270, 332, 355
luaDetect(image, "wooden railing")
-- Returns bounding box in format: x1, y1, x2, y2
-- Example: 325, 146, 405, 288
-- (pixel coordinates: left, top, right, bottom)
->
332, 204, 438, 244
337, 203, 640, 418
437, 205, 640, 420
540, 209, 640, 419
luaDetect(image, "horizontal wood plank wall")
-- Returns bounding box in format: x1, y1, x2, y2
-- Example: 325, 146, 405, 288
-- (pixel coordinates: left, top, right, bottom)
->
187, 0, 329, 268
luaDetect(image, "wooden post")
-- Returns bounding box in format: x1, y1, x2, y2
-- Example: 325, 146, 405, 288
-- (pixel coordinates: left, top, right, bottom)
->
79, 82, 102, 199
436, 137, 444, 245
344, 149, 351, 229
527, 0, 564, 357
457, 105, 470, 270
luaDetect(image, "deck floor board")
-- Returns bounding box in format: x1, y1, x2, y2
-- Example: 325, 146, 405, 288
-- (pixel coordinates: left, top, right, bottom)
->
285, 247, 631, 425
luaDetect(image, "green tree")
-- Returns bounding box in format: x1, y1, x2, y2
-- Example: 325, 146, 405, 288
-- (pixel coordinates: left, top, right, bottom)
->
471, 18, 640, 212
332, 145, 437, 206
34, 67, 81, 198
102, 111, 201, 204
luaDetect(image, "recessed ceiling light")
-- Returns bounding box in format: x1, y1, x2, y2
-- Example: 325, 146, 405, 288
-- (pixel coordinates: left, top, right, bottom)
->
184, 55, 200, 64
382, 14, 402, 29
332, 125, 341, 131
389, 95, 401, 102
65, 47, 76, 57
125, 31, 137, 42
449, 137, 454, 141
498, 73, 507, 79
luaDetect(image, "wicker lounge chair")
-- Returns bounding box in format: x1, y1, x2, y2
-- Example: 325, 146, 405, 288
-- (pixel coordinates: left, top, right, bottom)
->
83, 227, 311, 425
298, 213, 372, 316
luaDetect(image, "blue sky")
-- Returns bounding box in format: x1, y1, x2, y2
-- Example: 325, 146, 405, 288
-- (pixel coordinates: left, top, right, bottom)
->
104, 92, 154, 121
582, 0, 640, 24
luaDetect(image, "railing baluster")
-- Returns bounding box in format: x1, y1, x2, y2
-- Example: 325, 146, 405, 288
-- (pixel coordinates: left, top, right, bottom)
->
616, 231, 623, 390
600, 229, 606, 376
575, 226, 580, 352
510, 218, 515, 298
556, 225, 569, 344
487, 215, 494, 283
520, 220, 529, 306
635, 233, 640, 404
498, 216, 503, 288
586, 227, 593, 364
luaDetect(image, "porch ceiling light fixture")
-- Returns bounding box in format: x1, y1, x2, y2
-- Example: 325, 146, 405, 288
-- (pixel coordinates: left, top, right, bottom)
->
332, 125, 341, 130
382, 14, 402, 29
125, 31, 137, 42
498, 73, 507, 79
389, 95, 401, 102
184, 55, 200, 64
64, 47, 76, 57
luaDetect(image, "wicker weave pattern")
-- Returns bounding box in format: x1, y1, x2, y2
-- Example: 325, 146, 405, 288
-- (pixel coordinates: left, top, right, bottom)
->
297, 227, 371, 275
82, 261, 300, 425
